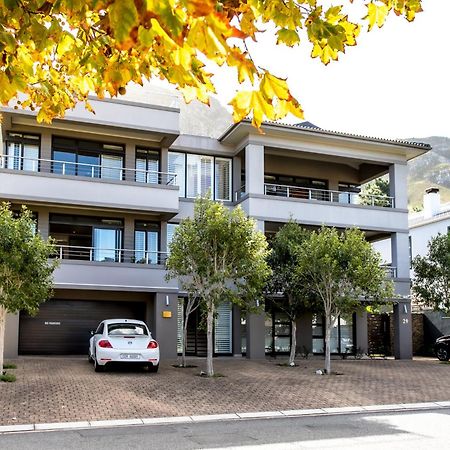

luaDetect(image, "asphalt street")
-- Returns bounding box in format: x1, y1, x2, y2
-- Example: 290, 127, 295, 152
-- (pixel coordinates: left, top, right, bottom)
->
1, 408, 450, 449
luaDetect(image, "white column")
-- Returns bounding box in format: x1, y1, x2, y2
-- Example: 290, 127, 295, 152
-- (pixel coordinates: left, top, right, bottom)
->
160, 147, 169, 184
389, 163, 408, 209
391, 232, 410, 279
245, 144, 264, 195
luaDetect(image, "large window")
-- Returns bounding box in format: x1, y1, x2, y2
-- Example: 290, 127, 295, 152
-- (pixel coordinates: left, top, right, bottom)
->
49, 214, 123, 262
168, 152, 232, 201
135, 148, 160, 184
134, 221, 160, 264
187, 154, 213, 198
312, 314, 355, 354
52, 137, 124, 180
4, 132, 40, 171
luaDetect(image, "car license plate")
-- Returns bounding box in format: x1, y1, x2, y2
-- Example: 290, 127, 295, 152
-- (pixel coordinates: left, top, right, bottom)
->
120, 353, 140, 360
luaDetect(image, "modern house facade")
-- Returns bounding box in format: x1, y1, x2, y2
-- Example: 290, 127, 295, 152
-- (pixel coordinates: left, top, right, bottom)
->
1, 98, 430, 361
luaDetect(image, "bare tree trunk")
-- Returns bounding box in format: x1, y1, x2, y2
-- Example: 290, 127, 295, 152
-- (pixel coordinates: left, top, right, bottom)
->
206, 302, 215, 377
324, 312, 331, 375
0, 305, 6, 375
182, 318, 188, 368
289, 319, 296, 366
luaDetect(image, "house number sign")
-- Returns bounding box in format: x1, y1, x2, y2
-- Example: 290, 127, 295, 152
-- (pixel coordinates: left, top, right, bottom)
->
44, 321, 61, 326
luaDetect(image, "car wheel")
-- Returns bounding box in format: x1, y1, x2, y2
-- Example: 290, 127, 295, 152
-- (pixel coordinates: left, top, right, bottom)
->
436, 346, 449, 361
148, 363, 159, 373
94, 355, 104, 372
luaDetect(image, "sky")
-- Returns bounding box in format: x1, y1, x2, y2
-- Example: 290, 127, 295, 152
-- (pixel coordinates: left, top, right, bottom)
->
206, 0, 450, 141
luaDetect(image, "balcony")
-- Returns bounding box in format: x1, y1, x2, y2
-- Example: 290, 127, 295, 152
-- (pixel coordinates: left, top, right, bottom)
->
52, 245, 177, 292
236, 183, 407, 232
55, 245, 168, 265
0, 155, 179, 216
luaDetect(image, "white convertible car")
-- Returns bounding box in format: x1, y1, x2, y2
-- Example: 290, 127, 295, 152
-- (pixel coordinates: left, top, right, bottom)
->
88, 319, 159, 373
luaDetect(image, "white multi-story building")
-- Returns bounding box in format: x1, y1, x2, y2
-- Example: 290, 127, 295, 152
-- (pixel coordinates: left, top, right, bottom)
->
1, 98, 429, 361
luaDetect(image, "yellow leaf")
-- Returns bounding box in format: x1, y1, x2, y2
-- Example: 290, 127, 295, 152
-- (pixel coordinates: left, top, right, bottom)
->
109, 0, 138, 43
276, 28, 300, 46
365, 2, 390, 31
260, 72, 290, 101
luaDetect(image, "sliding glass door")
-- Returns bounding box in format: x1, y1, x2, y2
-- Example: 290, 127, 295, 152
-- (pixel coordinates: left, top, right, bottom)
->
93, 228, 122, 262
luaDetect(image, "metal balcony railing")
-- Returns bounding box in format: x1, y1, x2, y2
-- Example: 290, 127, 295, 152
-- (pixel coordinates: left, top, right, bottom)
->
54, 245, 168, 265
263, 183, 395, 208
381, 265, 398, 278
0, 154, 177, 185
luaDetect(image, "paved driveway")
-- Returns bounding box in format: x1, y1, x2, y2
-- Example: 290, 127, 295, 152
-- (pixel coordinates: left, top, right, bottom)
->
0, 357, 448, 426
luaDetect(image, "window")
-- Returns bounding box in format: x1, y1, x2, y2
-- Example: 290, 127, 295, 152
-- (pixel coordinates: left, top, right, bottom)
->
52, 137, 124, 180
135, 148, 160, 184
187, 154, 213, 198
168, 151, 232, 200
312, 314, 354, 354
338, 182, 360, 204
107, 323, 148, 336
167, 223, 179, 253
49, 214, 123, 262
168, 152, 186, 196
5, 132, 40, 172
215, 158, 232, 201
214, 302, 232, 354
134, 221, 160, 264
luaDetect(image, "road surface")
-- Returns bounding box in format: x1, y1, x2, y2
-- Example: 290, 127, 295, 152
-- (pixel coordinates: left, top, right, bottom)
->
1, 408, 450, 449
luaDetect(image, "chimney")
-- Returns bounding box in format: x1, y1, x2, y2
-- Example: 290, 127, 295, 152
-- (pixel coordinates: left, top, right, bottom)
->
423, 188, 441, 219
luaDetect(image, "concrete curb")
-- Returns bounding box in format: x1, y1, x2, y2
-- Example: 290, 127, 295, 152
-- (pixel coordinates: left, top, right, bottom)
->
1, 400, 449, 435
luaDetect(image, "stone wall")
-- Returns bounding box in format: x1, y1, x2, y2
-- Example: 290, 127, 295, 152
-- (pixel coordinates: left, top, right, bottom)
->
368, 312, 425, 356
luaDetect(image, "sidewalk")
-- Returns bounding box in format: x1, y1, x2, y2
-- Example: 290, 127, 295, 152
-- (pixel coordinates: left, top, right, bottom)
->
0, 356, 448, 426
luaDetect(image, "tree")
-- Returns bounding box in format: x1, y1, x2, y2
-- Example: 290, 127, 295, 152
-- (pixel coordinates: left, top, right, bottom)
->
360, 177, 391, 207
412, 233, 450, 312
0, 203, 57, 375
295, 226, 393, 374
267, 221, 311, 365
0, 1, 422, 127
166, 196, 270, 376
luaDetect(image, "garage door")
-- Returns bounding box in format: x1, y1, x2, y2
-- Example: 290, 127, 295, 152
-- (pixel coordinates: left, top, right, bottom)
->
19, 299, 146, 355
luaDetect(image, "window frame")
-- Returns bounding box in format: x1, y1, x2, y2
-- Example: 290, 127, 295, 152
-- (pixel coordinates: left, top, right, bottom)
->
168, 151, 233, 201
5, 132, 41, 171
51, 136, 125, 179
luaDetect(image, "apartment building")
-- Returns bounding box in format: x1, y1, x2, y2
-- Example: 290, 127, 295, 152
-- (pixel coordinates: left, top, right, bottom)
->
1, 98, 430, 361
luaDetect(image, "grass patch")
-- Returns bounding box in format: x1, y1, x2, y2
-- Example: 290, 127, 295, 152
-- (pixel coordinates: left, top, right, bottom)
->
172, 364, 198, 369
0, 372, 16, 382
439, 361, 450, 365
197, 371, 225, 378
3, 363, 17, 369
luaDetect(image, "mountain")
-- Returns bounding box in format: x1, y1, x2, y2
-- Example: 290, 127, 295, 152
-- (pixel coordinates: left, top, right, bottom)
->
407, 136, 450, 210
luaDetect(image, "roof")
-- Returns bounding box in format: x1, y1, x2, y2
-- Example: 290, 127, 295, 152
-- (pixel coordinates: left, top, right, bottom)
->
219, 118, 432, 151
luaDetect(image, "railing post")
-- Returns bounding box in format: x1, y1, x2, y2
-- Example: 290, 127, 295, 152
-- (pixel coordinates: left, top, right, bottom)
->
62, 162, 66, 175
308, 189, 312, 200
59, 246, 63, 259
286, 187, 290, 198
89, 248, 93, 261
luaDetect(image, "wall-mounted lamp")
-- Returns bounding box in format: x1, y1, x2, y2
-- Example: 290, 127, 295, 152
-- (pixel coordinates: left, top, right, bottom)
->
165, 295, 170, 307
403, 304, 408, 314
256, 299, 260, 308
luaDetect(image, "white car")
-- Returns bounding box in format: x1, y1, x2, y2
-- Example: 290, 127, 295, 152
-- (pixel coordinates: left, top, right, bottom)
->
88, 319, 159, 373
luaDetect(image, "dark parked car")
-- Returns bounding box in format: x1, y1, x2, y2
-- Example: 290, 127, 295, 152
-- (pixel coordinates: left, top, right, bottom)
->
435, 335, 450, 361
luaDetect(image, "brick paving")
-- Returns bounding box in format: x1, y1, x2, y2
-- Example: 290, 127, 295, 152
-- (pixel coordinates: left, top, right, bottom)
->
0, 356, 448, 426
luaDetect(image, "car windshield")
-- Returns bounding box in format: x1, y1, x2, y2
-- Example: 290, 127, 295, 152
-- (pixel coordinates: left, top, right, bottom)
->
107, 323, 148, 336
